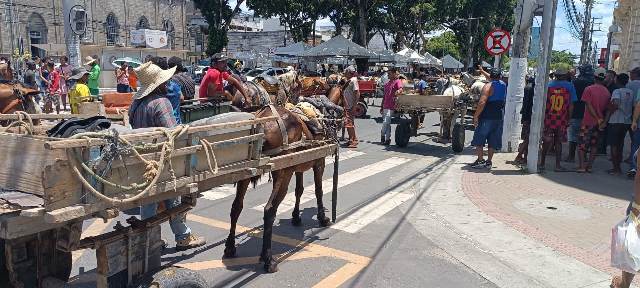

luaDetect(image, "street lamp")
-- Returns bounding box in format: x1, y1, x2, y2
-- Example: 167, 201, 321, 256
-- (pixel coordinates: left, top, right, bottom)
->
606, 24, 621, 69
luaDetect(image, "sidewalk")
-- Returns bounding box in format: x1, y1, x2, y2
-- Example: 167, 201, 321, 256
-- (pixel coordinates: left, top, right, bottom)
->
408, 152, 632, 288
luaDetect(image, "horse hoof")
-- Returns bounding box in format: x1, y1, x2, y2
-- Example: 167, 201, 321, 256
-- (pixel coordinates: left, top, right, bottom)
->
318, 217, 332, 227
263, 261, 279, 273
223, 247, 237, 259
291, 217, 302, 226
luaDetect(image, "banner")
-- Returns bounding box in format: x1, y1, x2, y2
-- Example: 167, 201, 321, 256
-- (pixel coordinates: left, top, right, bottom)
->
130, 29, 168, 48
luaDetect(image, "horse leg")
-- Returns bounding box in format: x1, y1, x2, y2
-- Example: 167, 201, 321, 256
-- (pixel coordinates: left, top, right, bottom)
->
314, 160, 332, 227
291, 172, 304, 226
260, 169, 294, 273
223, 179, 250, 258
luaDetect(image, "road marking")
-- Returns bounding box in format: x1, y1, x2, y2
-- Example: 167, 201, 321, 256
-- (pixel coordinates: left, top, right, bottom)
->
331, 191, 414, 233
71, 219, 114, 263
185, 214, 371, 286
200, 150, 365, 201
252, 157, 411, 214
177, 250, 325, 270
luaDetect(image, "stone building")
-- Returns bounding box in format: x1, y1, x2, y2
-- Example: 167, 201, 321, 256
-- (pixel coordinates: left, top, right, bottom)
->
612, 0, 640, 72
2, 0, 201, 86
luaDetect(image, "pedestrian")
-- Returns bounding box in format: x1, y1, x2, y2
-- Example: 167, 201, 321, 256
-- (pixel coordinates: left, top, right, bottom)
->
115, 62, 130, 93
471, 68, 508, 169
381, 67, 403, 145
628, 68, 640, 177
538, 67, 578, 172
39, 57, 50, 102
577, 68, 612, 173
43, 62, 61, 114
199, 53, 247, 101
566, 64, 594, 163
22, 60, 37, 89
84, 55, 101, 96
168, 56, 196, 100
342, 65, 360, 148
57, 55, 73, 111
150, 57, 183, 124
416, 73, 428, 95
128, 61, 206, 251
128, 65, 138, 92
514, 76, 535, 164
67, 67, 92, 114
605, 73, 634, 175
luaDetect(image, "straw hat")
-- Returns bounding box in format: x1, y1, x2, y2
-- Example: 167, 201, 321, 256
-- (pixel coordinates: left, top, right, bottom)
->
133, 62, 176, 100
69, 67, 90, 80
84, 56, 97, 66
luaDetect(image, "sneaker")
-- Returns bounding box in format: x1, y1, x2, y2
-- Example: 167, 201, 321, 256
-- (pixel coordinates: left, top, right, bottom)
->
384, 139, 391, 146
176, 234, 206, 251
471, 159, 486, 169
484, 160, 493, 169
628, 169, 636, 179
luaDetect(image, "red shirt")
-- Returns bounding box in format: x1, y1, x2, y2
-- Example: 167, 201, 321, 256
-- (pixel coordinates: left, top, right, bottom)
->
199, 68, 230, 99
581, 83, 611, 127
383, 79, 403, 109
544, 86, 571, 129
48, 70, 61, 93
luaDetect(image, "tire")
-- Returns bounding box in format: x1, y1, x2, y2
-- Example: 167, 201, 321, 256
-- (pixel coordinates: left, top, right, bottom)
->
353, 102, 368, 118
142, 267, 207, 288
452, 123, 465, 153
395, 121, 411, 148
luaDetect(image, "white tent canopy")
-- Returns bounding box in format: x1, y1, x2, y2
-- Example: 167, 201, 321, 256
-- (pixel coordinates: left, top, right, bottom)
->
274, 42, 310, 57
423, 52, 442, 66
441, 54, 464, 70
299, 35, 374, 58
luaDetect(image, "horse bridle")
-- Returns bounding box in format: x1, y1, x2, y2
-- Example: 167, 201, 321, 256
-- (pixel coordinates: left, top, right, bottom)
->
1, 86, 28, 114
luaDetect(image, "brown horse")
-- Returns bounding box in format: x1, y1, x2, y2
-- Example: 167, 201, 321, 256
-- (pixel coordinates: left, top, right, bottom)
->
223, 92, 336, 273
0, 81, 41, 116
299, 77, 330, 97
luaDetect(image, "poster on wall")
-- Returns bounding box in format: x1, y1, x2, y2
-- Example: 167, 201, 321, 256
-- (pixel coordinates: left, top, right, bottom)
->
130, 29, 167, 49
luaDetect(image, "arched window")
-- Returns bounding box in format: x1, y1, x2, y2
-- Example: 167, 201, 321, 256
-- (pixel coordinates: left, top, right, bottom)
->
27, 13, 47, 58
104, 13, 119, 46
163, 20, 175, 49
136, 16, 150, 30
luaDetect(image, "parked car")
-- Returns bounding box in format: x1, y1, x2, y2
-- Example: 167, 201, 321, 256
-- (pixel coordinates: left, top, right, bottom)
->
193, 65, 207, 83
245, 67, 288, 81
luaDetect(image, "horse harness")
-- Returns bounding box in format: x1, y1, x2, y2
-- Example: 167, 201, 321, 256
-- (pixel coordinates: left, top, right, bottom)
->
1, 86, 29, 114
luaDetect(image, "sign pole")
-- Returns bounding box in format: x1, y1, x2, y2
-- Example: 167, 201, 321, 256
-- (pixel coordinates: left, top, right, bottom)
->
62, 0, 84, 67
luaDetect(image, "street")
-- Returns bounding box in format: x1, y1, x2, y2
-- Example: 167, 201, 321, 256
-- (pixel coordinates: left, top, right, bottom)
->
65, 98, 624, 288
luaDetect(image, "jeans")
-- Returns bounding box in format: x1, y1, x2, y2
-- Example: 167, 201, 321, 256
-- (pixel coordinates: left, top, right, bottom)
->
381, 109, 393, 141
117, 84, 130, 93
471, 118, 504, 150
630, 130, 640, 172
141, 197, 191, 241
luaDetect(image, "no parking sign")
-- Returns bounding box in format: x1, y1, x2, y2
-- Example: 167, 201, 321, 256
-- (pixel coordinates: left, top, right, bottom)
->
484, 28, 511, 56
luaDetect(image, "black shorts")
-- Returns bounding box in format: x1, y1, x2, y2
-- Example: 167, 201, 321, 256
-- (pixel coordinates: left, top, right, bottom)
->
608, 123, 631, 147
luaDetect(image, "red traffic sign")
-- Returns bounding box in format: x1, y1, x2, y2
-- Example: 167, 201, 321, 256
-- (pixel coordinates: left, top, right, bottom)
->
484, 28, 511, 56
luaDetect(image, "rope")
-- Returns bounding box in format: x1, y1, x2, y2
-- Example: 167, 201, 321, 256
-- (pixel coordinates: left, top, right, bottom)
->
199, 139, 219, 175
67, 125, 190, 205
1, 111, 34, 135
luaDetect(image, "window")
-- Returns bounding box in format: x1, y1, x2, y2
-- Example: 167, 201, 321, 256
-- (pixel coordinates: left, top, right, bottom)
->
136, 16, 150, 30
105, 13, 119, 46
162, 20, 175, 49
27, 13, 47, 58
267, 70, 275, 76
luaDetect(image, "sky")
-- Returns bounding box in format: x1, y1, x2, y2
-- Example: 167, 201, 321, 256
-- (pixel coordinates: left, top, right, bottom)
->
230, 0, 617, 56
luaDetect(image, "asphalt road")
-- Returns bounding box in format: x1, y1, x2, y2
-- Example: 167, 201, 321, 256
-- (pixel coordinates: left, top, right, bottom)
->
69, 99, 498, 288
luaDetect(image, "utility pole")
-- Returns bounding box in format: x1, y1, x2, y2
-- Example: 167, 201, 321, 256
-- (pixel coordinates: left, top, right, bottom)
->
587, 17, 602, 64
503, 0, 537, 152
463, 16, 482, 70
528, 0, 559, 173
357, 0, 367, 47
579, 0, 594, 64
63, 0, 85, 67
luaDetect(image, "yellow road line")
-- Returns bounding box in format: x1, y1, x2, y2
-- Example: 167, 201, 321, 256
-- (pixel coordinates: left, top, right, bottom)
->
311, 262, 369, 288
71, 219, 114, 263
176, 250, 326, 270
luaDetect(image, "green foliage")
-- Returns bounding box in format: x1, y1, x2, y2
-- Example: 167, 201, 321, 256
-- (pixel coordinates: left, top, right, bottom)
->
248, 0, 334, 42
193, 0, 244, 55
550, 50, 576, 69
424, 31, 460, 59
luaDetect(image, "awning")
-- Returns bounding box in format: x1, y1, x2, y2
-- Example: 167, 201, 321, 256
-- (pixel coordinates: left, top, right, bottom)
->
299, 35, 375, 58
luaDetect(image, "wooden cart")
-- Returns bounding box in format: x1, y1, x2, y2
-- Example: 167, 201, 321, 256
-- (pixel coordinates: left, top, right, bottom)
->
393, 93, 468, 153
0, 115, 340, 288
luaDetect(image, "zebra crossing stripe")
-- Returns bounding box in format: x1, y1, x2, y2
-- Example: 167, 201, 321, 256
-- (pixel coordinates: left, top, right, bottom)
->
199, 150, 365, 201
252, 157, 411, 213
331, 191, 413, 233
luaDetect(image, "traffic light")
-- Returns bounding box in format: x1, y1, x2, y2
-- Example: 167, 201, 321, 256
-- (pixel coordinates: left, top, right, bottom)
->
69, 5, 87, 36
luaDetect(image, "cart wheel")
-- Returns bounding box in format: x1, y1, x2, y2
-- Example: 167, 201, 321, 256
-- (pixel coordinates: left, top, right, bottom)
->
353, 102, 368, 118
452, 123, 465, 153
395, 121, 411, 148
142, 266, 207, 288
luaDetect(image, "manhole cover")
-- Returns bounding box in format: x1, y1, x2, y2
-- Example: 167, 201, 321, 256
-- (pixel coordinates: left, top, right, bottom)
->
513, 198, 591, 220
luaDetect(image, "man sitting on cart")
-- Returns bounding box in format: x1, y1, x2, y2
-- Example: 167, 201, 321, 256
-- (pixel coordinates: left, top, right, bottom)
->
129, 62, 207, 251
199, 53, 248, 102
471, 68, 507, 169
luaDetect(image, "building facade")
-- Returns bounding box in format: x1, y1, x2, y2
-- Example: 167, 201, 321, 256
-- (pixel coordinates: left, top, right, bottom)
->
612, 0, 640, 72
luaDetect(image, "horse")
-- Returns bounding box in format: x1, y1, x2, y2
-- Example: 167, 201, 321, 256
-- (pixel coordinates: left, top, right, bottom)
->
0, 81, 41, 116
222, 81, 340, 273
299, 76, 330, 97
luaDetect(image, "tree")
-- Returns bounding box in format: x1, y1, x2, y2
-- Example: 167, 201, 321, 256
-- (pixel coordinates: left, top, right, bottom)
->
193, 0, 245, 55
424, 31, 461, 59
551, 50, 577, 69
248, 0, 333, 42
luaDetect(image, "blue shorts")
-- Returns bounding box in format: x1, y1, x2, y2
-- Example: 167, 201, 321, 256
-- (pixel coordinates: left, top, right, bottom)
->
471, 119, 503, 150
568, 118, 582, 143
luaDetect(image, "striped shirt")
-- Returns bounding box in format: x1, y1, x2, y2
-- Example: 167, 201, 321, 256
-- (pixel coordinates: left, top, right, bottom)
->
171, 72, 196, 100
128, 93, 177, 129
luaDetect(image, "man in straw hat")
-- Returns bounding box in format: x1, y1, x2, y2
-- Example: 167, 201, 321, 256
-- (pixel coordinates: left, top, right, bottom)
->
538, 66, 578, 172
67, 67, 92, 114
128, 61, 206, 251
84, 55, 101, 96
